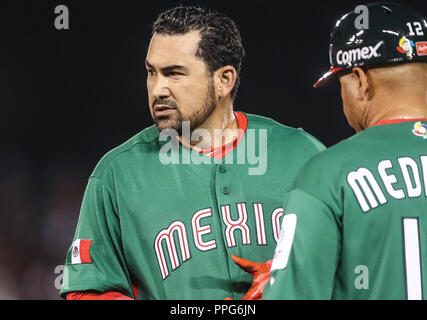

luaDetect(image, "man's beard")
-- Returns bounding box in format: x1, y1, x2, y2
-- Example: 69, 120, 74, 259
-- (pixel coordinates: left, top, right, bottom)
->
152, 79, 216, 135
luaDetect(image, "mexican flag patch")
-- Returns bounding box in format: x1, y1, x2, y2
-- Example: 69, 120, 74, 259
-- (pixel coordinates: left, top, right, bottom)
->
71, 239, 93, 264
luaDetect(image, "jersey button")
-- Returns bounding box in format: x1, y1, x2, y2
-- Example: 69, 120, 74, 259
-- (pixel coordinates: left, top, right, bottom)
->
219, 165, 226, 173
222, 187, 230, 195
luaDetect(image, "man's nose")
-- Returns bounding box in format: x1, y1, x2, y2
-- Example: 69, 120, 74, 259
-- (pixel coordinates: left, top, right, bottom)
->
152, 76, 171, 99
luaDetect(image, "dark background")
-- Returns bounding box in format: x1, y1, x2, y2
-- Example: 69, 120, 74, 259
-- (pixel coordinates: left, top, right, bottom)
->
0, 0, 425, 299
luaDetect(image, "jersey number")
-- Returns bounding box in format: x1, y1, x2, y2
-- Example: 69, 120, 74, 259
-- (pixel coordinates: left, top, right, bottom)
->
406, 22, 424, 36
402, 218, 423, 300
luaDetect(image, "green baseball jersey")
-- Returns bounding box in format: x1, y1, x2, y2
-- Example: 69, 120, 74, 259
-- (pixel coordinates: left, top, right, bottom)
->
264, 119, 427, 300
59, 112, 325, 300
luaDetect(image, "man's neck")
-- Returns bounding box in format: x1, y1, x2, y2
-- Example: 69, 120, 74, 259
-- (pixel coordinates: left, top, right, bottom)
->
178, 104, 238, 151
364, 99, 427, 129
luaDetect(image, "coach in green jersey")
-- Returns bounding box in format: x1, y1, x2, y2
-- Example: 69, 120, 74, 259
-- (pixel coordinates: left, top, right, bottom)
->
59, 6, 325, 300
264, 2, 427, 300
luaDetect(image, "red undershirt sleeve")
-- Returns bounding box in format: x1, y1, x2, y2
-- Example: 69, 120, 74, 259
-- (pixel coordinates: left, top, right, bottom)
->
66, 291, 134, 300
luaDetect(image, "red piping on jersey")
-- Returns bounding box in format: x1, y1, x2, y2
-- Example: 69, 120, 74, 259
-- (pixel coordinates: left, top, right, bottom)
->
200, 111, 248, 160
371, 118, 427, 127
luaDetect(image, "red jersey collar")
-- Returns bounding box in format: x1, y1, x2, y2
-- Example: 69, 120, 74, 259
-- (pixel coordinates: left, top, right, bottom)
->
371, 118, 427, 127
200, 111, 248, 160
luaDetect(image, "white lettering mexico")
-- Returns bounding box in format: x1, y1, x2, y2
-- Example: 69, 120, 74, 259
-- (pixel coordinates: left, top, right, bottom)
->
154, 204, 283, 280
155, 221, 191, 279
336, 41, 383, 65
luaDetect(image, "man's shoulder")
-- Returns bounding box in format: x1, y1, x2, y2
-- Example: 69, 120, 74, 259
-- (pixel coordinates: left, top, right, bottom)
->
91, 125, 159, 178
303, 122, 420, 174
245, 112, 297, 132
244, 112, 325, 148
297, 131, 366, 177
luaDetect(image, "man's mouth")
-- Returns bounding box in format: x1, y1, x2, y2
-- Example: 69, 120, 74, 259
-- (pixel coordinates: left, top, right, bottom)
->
154, 105, 176, 117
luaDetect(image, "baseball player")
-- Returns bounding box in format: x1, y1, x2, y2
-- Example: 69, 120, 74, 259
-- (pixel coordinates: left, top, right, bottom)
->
59, 6, 325, 300
263, 2, 427, 299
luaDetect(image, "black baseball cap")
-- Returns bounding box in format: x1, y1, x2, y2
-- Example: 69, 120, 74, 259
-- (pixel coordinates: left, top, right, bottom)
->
314, 2, 427, 88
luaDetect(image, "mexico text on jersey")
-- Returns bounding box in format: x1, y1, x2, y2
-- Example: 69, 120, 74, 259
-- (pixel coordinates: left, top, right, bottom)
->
154, 204, 284, 279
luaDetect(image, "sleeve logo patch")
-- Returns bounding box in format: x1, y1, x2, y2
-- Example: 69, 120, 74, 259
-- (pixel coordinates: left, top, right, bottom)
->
71, 239, 93, 264
413, 122, 427, 139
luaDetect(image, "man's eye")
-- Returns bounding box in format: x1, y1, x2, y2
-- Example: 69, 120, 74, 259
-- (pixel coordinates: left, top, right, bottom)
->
147, 69, 156, 76
167, 72, 184, 77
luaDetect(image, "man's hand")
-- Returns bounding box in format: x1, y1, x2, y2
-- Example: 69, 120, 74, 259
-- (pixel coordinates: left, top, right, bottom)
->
230, 254, 272, 300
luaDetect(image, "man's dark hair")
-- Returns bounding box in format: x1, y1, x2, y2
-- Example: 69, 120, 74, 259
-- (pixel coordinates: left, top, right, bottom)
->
152, 6, 245, 100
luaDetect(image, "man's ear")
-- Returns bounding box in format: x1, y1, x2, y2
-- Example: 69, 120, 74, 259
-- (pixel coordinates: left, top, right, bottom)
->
352, 67, 370, 101
214, 65, 237, 99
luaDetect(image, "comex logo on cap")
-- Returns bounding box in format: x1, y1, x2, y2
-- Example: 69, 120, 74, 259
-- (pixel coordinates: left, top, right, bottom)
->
336, 41, 384, 66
